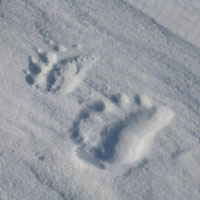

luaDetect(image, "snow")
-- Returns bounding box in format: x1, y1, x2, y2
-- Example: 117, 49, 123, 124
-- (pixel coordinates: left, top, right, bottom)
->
126, 0, 200, 48
0, 0, 200, 200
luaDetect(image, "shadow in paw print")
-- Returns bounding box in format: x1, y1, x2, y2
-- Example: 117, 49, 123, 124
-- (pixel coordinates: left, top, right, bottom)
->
92, 120, 125, 161
46, 57, 79, 93
134, 94, 141, 105
46, 58, 68, 93
53, 45, 59, 52
71, 101, 105, 144
38, 156, 45, 161
46, 66, 64, 93
71, 110, 89, 143
37, 52, 48, 64
26, 75, 35, 85
25, 57, 41, 85
89, 101, 105, 112
110, 93, 121, 104
28, 56, 41, 75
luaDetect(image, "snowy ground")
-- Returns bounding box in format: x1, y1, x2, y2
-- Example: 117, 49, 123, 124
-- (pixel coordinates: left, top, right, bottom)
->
0, 0, 200, 200
126, 0, 200, 48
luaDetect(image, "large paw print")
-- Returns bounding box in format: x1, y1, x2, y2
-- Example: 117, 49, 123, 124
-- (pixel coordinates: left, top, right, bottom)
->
24, 43, 98, 94
71, 92, 174, 169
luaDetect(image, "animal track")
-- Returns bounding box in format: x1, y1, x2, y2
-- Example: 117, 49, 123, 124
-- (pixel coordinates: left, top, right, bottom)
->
71, 92, 174, 169
25, 43, 98, 94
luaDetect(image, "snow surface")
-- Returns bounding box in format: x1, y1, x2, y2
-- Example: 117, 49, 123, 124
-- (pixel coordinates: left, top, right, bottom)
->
0, 0, 200, 200
127, 0, 200, 48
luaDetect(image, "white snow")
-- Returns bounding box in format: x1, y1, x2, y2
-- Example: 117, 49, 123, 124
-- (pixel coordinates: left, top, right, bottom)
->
126, 0, 200, 48
0, 0, 200, 200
